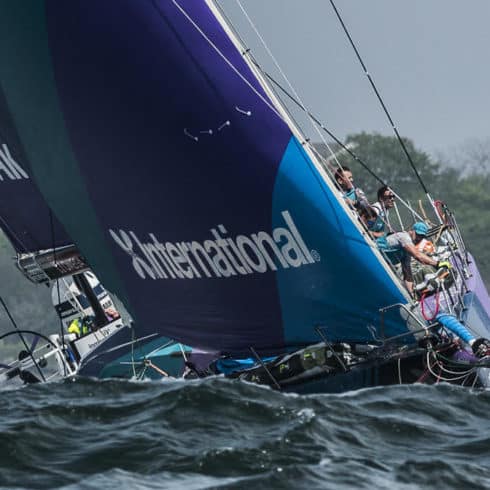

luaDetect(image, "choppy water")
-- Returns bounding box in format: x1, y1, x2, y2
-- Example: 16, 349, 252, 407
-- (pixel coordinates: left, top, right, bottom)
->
1, 378, 490, 489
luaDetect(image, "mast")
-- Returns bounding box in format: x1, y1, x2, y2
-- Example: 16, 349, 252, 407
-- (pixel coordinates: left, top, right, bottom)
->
72, 273, 107, 329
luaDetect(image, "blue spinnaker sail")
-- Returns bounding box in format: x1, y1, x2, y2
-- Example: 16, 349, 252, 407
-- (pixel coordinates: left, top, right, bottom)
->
0, 85, 71, 253
0, 0, 409, 354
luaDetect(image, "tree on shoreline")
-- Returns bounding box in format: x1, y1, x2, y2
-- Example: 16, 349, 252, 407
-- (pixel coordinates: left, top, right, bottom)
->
315, 132, 490, 287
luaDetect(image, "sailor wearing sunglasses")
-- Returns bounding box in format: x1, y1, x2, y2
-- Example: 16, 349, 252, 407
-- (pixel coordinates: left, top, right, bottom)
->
372, 185, 396, 232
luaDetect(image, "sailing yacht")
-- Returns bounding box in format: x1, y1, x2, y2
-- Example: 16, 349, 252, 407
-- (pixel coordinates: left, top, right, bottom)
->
0, 1, 489, 391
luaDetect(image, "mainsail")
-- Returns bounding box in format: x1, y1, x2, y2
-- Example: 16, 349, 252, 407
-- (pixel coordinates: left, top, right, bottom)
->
0, 83, 91, 282
0, 0, 411, 354
0, 87, 70, 254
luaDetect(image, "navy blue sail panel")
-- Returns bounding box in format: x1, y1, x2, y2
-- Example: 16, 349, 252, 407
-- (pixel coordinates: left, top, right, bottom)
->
0, 86, 71, 253
0, 1, 407, 353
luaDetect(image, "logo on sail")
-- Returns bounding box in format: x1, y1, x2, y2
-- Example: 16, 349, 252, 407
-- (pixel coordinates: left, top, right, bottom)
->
109, 211, 318, 280
0, 143, 29, 181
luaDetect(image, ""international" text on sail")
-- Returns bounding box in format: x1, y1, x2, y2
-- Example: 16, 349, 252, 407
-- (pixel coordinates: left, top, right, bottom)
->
109, 211, 318, 280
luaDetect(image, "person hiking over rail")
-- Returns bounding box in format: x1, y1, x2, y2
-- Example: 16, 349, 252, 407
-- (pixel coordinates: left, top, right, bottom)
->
334, 166, 369, 212
372, 185, 396, 233
360, 206, 449, 295
409, 221, 435, 255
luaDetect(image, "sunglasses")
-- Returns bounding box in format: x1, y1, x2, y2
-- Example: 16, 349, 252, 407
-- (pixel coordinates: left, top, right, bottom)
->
383, 194, 395, 200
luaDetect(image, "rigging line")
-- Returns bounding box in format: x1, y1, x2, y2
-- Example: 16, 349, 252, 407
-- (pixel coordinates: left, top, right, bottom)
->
192, 0, 405, 226
0, 296, 46, 382
169, 0, 286, 123
212, 0, 319, 153
426, 351, 475, 382
256, 62, 386, 185
130, 323, 137, 379
144, 339, 176, 359
328, 0, 429, 195
256, 66, 427, 222
435, 360, 475, 377
188, 2, 426, 223
208, 0, 349, 192
49, 209, 66, 354
309, 144, 339, 180
80, 331, 157, 365
393, 201, 404, 230
470, 370, 479, 389
137, 363, 148, 381
222, 0, 360, 187
232, 0, 344, 170
61, 276, 85, 316
178, 343, 189, 362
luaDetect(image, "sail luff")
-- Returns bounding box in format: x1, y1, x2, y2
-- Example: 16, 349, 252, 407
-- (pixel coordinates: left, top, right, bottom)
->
205, 0, 410, 303
205, 1, 304, 141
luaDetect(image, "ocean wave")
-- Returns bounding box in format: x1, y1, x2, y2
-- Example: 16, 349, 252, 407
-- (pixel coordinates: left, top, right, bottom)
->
1, 378, 490, 489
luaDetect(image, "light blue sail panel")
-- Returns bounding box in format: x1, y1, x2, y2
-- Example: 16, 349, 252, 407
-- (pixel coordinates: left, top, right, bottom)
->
273, 138, 407, 344
0, 0, 409, 354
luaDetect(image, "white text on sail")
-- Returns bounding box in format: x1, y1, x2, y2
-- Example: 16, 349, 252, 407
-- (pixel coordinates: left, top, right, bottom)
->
109, 211, 317, 280
0, 143, 29, 181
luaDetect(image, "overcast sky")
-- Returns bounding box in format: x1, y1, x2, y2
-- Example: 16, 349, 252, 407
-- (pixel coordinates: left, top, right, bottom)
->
220, 1, 490, 160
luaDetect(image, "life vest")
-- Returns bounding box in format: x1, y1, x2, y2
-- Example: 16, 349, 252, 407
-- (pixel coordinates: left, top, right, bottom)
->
344, 187, 369, 212
67, 318, 90, 337
343, 188, 357, 201
416, 238, 435, 255
367, 216, 406, 266
368, 215, 390, 250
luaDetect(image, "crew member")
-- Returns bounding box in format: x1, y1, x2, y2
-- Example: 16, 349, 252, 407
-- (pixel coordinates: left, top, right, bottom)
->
67, 316, 92, 338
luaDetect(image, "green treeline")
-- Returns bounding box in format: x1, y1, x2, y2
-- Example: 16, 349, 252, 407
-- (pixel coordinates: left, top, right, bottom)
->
317, 132, 490, 288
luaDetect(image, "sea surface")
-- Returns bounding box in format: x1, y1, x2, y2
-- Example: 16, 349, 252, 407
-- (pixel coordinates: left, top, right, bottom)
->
1, 377, 490, 490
